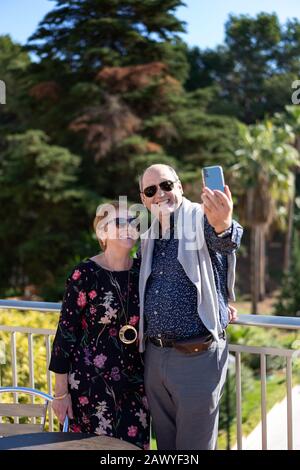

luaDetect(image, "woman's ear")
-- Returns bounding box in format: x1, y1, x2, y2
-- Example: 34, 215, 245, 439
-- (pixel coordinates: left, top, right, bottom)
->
140, 192, 146, 206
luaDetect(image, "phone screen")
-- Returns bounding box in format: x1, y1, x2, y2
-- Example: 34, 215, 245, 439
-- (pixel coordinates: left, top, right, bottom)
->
202, 166, 225, 192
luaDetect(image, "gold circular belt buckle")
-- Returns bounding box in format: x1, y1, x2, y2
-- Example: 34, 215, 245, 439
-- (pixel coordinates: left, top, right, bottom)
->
119, 325, 138, 344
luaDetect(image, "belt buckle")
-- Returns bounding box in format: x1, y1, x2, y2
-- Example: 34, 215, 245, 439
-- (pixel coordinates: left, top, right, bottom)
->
158, 337, 163, 347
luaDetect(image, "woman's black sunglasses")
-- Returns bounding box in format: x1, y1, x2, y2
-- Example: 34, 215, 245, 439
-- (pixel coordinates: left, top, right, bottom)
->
109, 217, 138, 228
142, 180, 178, 198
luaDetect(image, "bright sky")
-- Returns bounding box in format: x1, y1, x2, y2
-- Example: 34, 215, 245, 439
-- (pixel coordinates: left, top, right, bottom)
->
0, 0, 299, 49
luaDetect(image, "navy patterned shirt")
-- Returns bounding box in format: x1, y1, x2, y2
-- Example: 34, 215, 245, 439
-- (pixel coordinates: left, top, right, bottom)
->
144, 215, 243, 339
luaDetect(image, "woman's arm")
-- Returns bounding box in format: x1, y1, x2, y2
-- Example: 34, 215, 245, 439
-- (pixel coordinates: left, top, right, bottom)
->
54, 372, 69, 396
49, 265, 87, 374
49, 264, 88, 423
52, 373, 74, 424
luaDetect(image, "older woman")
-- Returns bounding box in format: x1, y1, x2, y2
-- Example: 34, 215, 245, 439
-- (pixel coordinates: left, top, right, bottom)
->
49, 201, 149, 449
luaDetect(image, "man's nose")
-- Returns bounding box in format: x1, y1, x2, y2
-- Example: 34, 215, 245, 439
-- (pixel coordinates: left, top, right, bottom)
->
157, 187, 165, 197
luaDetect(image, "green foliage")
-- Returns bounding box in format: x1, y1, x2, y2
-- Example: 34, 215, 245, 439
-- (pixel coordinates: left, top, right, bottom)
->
27, 0, 188, 80
0, 309, 58, 389
217, 323, 300, 448
185, 13, 300, 123
0, 35, 29, 73
0, 309, 60, 429
0, 129, 98, 299
96, 132, 180, 198
274, 232, 300, 316
2, 3, 300, 443
218, 371, 289, 449
232, 120, 299, 228
228, 324, 296, 372
1, 21, 210, 298
1, 5, 300, 300
219, 358, 255, 434
1, 310, 298, 446
0, 35, 31, 142
169, 103, 241, 169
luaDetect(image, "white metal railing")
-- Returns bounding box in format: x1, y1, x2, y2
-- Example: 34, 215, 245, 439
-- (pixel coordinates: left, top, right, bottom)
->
1, 300, 300, 448
232, 313, 300, 449
0, 299, 60, 312
0, 300, 59, 430
0, 324, 57, 430
229, 343, 300, 449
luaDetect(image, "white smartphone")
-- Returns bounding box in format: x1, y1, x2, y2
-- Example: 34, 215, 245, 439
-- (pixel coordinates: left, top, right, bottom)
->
202, 165, 225, 192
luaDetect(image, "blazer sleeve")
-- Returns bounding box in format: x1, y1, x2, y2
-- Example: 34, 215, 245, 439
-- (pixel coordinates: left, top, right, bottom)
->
204, 216, 243, 255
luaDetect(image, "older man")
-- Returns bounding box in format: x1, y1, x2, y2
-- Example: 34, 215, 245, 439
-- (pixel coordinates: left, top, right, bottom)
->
138, 164, 243, 450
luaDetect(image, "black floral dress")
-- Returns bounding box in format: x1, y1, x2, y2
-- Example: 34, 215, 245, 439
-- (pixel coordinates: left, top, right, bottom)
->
49, 258, 150, 449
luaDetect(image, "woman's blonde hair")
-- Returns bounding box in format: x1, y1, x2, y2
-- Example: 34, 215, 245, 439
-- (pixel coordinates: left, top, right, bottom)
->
93, 200, 120, 251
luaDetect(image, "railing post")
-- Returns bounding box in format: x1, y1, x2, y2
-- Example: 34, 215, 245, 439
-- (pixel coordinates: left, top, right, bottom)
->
28, 333, 36, 423
11, 332, 18, 423
235, 352, 242, 450
286, 357, 293, 450
260, 353, 267, 449
46, 335, 54, 431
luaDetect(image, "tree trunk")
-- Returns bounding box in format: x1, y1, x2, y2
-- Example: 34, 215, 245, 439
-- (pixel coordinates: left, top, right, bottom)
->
259, 225, 266, 300
283, 171, 295, 273
251, 226, 260, 314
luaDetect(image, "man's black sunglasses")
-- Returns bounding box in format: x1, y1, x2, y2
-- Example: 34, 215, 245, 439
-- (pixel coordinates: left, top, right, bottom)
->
142, 180, 178, 198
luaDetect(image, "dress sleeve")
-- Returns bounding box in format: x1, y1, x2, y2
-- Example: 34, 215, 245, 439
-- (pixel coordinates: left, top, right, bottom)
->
49, 265, 88, 374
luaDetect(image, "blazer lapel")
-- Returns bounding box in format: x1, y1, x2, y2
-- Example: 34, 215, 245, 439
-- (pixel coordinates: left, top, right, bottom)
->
177, 198, 202, 282
139, 218, 158, 307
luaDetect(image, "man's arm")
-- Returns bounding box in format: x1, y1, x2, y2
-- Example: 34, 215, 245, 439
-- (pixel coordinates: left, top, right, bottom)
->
204, 215, 243, 254
201, 185, 243, 254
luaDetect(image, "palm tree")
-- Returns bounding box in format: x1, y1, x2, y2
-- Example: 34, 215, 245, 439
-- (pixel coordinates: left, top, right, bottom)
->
233, 120, 299, 314
280, 106, 300, 272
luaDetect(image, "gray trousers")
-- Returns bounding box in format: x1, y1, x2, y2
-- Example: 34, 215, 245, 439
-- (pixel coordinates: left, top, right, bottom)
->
144, 336, 228, 450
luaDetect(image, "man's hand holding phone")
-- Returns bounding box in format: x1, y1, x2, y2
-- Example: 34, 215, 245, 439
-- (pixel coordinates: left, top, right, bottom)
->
201, 166, 233, 234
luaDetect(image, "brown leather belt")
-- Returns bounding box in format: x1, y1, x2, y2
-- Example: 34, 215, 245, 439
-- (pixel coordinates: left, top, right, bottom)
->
149, 331, 225, 353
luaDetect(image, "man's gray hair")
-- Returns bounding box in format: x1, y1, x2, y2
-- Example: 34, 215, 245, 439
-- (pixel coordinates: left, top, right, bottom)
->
139, 165, 180, 192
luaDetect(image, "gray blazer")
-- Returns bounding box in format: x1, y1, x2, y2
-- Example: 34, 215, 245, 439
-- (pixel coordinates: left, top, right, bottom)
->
138, 197, 237, 352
